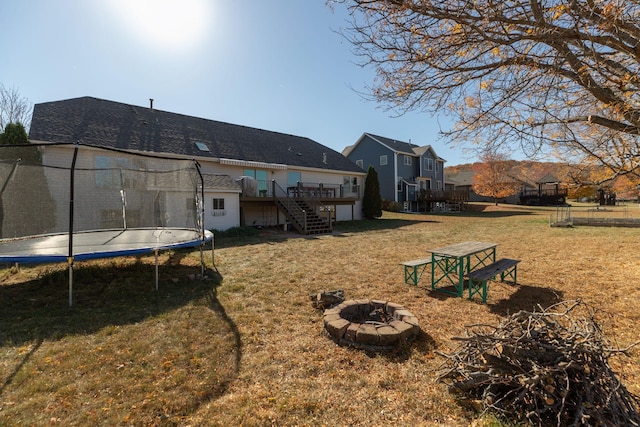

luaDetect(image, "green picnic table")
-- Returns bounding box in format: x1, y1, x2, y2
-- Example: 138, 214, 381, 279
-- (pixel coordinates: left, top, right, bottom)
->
428, 241, 497, 297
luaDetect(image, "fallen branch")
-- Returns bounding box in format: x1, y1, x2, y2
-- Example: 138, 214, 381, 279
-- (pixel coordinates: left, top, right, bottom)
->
437, 300, 640, 426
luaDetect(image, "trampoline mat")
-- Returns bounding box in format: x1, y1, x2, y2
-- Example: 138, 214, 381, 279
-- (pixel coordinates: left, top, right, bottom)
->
0, 228, 213, 263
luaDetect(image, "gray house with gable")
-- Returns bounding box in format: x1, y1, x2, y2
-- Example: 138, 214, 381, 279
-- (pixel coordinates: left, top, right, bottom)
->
343, 133, 449, 211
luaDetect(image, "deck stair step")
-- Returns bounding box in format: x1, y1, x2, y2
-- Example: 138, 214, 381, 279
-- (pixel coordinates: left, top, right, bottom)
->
275, 199, 331, 235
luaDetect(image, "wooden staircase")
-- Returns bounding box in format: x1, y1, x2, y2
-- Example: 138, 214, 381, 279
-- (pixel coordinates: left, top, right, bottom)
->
276, 199, 332, 235
271, 181, 332, 235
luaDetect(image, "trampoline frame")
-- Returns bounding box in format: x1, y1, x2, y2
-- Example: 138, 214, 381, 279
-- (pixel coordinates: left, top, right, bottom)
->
0, 143, 214, 306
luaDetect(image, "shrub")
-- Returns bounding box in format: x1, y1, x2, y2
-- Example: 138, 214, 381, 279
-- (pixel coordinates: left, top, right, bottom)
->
211, 226, 260, 239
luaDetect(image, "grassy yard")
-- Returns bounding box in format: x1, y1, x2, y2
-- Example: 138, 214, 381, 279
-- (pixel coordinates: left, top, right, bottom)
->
1, 203, 639, 426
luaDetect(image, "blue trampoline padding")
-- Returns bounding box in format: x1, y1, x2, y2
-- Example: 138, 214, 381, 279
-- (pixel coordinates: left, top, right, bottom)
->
0, 228, 213, 263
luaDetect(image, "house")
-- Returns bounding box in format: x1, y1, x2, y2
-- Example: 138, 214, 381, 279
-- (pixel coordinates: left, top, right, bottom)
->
445, 170, 527, 205
518, 173, 568, 205
343, 133, 463, 211
28, 96, 366, 233
446, 169, 565, 205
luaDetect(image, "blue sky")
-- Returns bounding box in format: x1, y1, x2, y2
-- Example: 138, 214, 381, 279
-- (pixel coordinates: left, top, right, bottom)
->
1, 0, 474, 166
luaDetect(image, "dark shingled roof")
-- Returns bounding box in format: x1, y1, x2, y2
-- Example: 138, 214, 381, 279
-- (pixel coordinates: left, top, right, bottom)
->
365, 133, 418, 154
29, 96, 363, 173
202, 174, 242, 192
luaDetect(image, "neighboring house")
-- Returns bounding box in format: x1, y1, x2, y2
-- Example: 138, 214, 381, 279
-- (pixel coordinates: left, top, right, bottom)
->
343, 133, 454, 211
446, 169, 565, 205
446, 170, 525, 204
518, 173, 568, 205
28, 96, 366, 233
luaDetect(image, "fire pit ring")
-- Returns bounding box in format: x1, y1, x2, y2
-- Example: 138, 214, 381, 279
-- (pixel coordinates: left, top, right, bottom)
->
323, 299, 420, 350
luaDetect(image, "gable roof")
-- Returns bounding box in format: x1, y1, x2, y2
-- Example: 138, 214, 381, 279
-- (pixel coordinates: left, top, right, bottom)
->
445, 170, 475, 186
536, 173, 560, 184
412, 144, 444, 161
29, 96, 363, 173
202, 174, 242, 192
364, 133, 418, 155
351, 132, 445, 161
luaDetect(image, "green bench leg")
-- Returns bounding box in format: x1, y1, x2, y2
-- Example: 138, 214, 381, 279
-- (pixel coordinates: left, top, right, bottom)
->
404, 263, 428, 286
469, 265, 518, 303
404, 265, 418, 286
468, 279, 488, 303
501, 266, 517, 285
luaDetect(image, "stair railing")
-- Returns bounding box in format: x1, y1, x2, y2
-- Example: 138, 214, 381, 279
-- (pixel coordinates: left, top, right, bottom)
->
272, 181, 307, 233
295, 183, 332, 232
272, 180, 333, 234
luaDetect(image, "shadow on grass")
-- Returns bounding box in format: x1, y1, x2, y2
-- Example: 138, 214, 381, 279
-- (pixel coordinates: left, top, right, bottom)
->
489, 284, 564, 316
393, 329, 438, 362
0, 260, 244, 418
426, 286, 462, 301
203, 273, 243, 399
440, 210, 537, 219
360, 329, 437, 363
213, 218, 440, 248
0, 258, 218, 347
425, 283, 564, 316
333, 217, 440, 234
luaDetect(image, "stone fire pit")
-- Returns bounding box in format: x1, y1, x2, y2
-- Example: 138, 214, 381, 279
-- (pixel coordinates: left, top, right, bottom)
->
323, 299, 420, 350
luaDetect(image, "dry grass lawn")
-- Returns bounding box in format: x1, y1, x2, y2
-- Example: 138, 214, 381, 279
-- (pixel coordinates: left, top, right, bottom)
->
1, 203, 639, 426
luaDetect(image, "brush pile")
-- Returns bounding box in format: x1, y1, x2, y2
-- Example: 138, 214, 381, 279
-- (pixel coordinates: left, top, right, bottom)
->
437, 300, 640, 426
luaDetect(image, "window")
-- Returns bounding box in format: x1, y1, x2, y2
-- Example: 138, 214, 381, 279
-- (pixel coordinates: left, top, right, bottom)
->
356, 159, 363, 169
404, 155, 412, 166
287, 171, 301, 187
435, 161, 440, 174
244, 168, 268, 194
211, 198, 226, 216
194, 141, 210, 152
425, 158, 433, 172
212, 198, 225, 210
343, 176, 358, 193
397, 177, 403, 191
436, 180, 442, 190
380, 155, 388, 166
95, 156, 131, 188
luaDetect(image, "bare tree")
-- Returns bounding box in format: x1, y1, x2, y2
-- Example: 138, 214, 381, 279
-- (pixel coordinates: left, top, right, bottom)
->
337, 0, 640, 184
0, 84, 31, 131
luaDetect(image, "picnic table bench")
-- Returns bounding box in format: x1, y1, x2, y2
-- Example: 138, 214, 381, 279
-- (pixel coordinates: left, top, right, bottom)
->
400, 256, 448, 286
467, 258, 520, 303
400, 258, 432, 286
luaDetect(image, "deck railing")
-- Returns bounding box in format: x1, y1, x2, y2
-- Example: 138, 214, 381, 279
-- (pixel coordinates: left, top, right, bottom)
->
417, 189, 469, 202
520, 188, 569, 197
242, 180, 359, 200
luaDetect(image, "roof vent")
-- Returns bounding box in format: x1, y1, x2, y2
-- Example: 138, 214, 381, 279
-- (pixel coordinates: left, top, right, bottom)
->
149, 98, 154, 110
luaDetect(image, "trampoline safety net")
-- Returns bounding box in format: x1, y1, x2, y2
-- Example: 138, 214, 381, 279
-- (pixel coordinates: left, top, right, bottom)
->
0, 143, 211, 263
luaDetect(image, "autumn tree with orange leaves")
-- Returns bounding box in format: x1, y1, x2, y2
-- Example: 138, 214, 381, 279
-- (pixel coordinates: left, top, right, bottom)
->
336, 0, 640, 185
472, 153, 520, 205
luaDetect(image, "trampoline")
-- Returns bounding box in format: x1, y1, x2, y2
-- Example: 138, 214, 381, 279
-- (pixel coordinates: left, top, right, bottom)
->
0, 228, 212, 264
0, 143, 214, 305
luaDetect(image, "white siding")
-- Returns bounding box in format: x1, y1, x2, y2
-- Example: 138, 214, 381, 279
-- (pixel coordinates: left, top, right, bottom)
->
204, 192, 240, 231
38, 146, 364, 231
